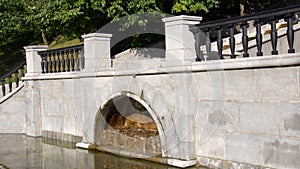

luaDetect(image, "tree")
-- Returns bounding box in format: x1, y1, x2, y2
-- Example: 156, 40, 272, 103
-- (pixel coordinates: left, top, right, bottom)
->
0, 0, 220, 46
23, 0, 108, 45
0, 0, 27, 41
0, 0, 106, 45
2, 0, 293, 47
218, 0, 288, 17
171, 0, 219, 14
0, 0, 223, 74
238, 0, 284, 15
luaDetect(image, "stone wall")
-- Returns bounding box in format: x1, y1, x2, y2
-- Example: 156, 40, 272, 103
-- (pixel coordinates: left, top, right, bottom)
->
18, 52, 300, 168
193, 63, 300, 169
38, 78, 83, 142
101, 129, 161, 155
0, 84, 26, 133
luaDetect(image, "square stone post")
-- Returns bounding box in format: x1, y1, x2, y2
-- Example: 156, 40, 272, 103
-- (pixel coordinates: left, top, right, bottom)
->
23, 45, 47, 137
24, 46, 48, 76
24, 80, 42, 137
82, 33, 112, 72
162, 15, 202, 65
162, 15, 202, 162
79, 33, 112, 144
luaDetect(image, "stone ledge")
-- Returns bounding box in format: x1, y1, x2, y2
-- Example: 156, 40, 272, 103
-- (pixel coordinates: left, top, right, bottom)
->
192, 53, 300, 72
76, 142, 198, 168
22, 53, 300, 81
198, 156, 275, 169
42, 130, 82, 143
76, 142, 91, 149
167, 158, 198, 168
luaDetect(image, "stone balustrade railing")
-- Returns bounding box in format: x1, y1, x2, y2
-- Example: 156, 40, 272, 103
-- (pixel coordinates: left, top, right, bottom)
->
191, 4, 300, 61
0, 61, 26, 96
38, 44, 84, 73
24, 33, 112, 75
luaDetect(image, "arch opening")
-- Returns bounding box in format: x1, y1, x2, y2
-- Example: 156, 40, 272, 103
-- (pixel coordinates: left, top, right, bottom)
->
95, 93, 162, 156
104, 96, 159, 138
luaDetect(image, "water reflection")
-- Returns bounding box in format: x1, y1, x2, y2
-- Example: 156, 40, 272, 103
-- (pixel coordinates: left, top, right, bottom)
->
0, 134, 206, 169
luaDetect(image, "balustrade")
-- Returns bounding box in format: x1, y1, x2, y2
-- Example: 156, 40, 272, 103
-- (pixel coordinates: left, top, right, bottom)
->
191, 4, 300, 61
0, 61, 26, 97
38, 45, 84, 73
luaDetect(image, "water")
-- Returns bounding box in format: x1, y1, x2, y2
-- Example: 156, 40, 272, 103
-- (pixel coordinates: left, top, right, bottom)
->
0, 134, 206, 169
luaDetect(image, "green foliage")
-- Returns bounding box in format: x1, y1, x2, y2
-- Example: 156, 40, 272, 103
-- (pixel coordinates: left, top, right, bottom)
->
0, 0, 220, 45
107, 0, 160, 20
0, 0, 26, 40
172, 0, 219, 14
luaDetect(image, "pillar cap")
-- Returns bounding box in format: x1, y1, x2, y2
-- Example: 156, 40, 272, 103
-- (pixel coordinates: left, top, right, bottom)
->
162, 15, 202, 25
23, 45, 48, 51
82, 33, 112, 39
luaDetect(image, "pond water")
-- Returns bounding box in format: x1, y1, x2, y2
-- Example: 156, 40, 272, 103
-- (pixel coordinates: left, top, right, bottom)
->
0, 134, 206, 169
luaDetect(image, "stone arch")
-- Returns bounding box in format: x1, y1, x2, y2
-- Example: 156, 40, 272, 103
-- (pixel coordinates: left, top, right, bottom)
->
94, 91, 168, 157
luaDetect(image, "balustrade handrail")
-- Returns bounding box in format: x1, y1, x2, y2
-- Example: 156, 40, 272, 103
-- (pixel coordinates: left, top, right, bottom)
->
196, 4, 300, 30
38, 44, 84, 73
38, 44, 84, 56
0, 60, 26, 97
191, 4, 300, 61
0, 61, 26, 80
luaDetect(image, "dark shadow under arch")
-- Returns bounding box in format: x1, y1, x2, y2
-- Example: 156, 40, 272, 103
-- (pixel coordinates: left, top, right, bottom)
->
94, 92, 167, 156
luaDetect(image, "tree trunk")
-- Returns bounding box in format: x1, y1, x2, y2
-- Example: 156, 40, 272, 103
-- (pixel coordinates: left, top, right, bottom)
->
240, 1, 245, 16
41, 29, 48, 45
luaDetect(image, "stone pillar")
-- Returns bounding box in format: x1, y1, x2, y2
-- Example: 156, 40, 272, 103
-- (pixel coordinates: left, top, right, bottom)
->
79, 33, 112, 144
82, 33, 112, 72
24, 79, 41, 137
162, 15, 201, 162
162, 15, 202, 64
24, 46, 48, 76
23, 45, 47, 137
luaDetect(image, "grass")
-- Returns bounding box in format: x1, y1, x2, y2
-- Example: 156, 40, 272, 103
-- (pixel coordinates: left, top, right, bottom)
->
47, 35, 83, 50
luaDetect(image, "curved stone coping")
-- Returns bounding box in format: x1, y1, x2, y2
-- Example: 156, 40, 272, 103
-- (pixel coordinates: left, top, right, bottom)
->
192, 53, 300, 72
76, 142, 198, 168
0, 83, 24, 104
22, 53, 300, 81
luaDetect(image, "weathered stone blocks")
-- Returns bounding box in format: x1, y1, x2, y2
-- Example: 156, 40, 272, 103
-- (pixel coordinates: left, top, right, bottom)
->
101, 130, 161, 155
279, 102, 300, 137
225, 132, 262, 165
240, 102, 279, 134
261, 136, 300, 169
256, 67, 298, 102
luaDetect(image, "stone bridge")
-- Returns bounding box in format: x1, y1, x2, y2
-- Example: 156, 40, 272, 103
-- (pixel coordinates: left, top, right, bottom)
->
1, 7, 300, 169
